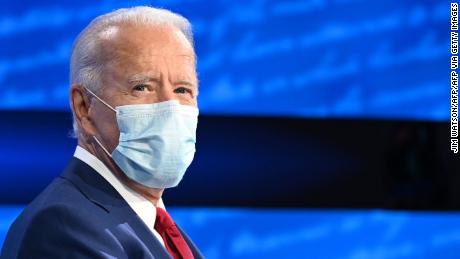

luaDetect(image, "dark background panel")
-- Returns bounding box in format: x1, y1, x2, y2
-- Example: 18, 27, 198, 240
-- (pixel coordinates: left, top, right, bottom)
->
1, 111, 458, 209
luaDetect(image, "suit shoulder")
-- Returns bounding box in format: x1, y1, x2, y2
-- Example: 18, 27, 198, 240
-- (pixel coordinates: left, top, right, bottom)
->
1, 195, 119, 259
30, 176, 90, 208
19, 175, 105, 220
15, 204, 120, 259
1, 176, 107, 255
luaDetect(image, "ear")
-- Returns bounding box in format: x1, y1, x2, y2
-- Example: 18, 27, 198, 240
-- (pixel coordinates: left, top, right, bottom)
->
70, 85, 97, 137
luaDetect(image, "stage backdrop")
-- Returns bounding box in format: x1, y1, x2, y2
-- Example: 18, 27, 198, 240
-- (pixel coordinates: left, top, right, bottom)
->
0, 1, 458, 258
0, 0, 450, 121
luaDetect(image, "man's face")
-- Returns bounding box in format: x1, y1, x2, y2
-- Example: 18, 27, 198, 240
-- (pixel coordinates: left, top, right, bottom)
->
88, 24, 198, 153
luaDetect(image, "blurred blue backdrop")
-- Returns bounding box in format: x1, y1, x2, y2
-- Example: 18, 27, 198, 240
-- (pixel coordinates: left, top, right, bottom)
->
1, 0, 458, 258
1, 206, 460, 259
0, 0, 450, 120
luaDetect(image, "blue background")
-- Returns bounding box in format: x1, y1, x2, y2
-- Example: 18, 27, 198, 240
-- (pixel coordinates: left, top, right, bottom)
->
1, 207, 460, 258
1, 0, 457, 258
0, 0, 450, 120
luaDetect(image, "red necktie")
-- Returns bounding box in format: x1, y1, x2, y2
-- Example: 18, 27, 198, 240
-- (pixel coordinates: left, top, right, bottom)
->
154, 207, 194, 259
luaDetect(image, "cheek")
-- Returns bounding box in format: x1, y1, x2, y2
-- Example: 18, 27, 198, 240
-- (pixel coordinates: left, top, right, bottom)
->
103, 122, 121, 152
191, 97, 198, 107
178, 97, 198, 108
191, 95, 199, 107
92, 105, 120, 151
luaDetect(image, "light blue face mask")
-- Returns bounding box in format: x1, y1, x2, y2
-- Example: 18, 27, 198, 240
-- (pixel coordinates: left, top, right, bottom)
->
85, 87, 198, 189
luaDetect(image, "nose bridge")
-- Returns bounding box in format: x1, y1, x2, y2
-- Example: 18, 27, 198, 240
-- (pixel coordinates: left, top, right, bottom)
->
157, 59, 177, 102
157, 77, 177, 103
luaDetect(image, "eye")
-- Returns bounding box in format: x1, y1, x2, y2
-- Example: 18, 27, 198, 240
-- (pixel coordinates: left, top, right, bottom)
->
133, 84, 148, 92
174, 86, 192, 95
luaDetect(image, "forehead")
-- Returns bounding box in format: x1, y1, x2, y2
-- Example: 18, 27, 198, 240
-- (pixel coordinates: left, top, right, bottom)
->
98, 23, 196, 71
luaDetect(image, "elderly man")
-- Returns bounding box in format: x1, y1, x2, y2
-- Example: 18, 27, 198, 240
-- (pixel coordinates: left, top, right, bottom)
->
1, 6, 203, 259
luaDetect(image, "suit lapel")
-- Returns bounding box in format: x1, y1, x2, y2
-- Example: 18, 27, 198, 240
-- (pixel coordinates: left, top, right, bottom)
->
60, 158, 172, 258
177, 224, 205, 259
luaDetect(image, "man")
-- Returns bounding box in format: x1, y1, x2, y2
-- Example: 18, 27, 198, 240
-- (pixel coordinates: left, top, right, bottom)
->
1, 6, 203, 259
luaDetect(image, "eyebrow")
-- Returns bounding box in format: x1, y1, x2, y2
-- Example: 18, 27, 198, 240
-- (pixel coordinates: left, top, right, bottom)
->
127, 74, 161, 85
127, 74, 198, 89
175, 79, 197, 89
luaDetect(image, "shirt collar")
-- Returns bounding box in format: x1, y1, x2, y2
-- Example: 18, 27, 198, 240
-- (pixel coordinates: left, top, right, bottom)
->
73, 145, 165, 234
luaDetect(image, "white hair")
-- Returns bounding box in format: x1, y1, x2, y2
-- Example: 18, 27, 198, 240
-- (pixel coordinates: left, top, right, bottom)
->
69, 6, 194, 137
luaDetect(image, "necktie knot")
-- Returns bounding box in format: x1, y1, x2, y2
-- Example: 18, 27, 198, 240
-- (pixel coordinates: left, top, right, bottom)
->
154, 207, 194, 259
155, 207, 175, 231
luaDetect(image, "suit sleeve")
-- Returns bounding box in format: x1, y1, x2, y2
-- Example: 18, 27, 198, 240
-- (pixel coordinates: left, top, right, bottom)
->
17, 204, 125, 259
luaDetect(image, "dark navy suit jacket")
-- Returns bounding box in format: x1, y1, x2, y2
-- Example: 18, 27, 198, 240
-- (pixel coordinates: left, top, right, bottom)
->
0, 158, 203, 259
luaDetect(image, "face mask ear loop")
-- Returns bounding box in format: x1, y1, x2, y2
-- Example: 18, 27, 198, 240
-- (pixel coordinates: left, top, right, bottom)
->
84, 87, 117, 113
83, 87, 115, 157
93, 136, 113, 158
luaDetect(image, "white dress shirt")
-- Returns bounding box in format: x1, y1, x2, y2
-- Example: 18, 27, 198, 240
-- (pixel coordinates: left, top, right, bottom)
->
73, 146, 165, 247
